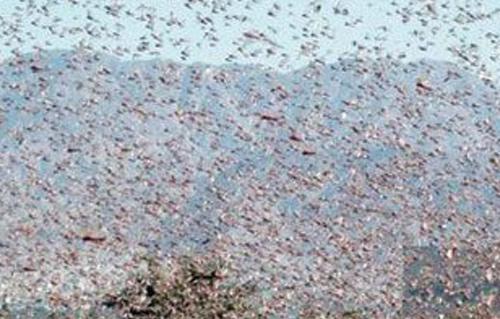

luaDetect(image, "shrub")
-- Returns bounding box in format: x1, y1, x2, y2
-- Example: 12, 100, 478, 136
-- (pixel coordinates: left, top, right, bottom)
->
103, 255, 261, 319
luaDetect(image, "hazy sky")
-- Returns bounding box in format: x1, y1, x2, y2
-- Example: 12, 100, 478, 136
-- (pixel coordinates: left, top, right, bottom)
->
0, 0, 498, 75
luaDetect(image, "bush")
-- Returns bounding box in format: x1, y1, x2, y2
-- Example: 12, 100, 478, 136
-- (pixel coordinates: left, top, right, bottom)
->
103, 255, 261, 319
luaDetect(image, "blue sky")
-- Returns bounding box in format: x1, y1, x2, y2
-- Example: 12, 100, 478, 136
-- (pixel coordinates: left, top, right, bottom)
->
0, 0, 498, 75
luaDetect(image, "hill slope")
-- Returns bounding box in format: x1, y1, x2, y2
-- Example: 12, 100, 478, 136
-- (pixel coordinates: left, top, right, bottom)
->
0, 50, 498, 316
